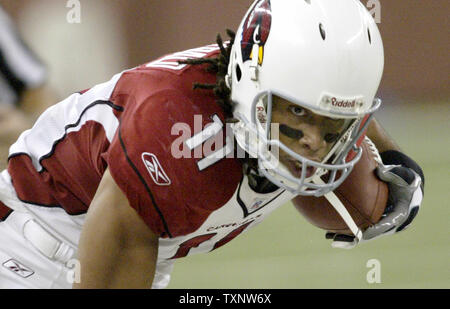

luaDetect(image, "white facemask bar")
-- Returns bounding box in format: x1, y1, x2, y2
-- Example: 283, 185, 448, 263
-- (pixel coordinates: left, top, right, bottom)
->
233, 113, 362, 196
237, 90, 381, 196
257, 138, 361, 196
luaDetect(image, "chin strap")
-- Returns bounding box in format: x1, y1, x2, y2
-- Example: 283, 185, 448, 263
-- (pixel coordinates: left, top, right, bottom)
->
312, 176, 363, 248
312, 137, 380, 249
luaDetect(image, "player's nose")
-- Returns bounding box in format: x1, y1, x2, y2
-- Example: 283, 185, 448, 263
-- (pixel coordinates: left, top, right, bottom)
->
298, 128, 326, 158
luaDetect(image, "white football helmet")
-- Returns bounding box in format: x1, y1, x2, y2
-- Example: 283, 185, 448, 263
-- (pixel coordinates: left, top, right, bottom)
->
226, 0, 384, 196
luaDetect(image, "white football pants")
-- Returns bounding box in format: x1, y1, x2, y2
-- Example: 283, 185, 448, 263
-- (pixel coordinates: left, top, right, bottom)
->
0, 170, 173, 289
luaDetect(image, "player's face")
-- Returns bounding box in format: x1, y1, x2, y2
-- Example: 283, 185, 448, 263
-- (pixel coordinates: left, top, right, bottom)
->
271, 96, 347, 178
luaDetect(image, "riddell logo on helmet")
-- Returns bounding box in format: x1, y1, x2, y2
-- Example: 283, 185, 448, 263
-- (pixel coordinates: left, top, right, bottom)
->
331, 97, 357, 109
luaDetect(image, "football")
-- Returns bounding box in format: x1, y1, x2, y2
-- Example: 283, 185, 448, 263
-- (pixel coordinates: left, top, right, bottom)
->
292, 139, 389, 235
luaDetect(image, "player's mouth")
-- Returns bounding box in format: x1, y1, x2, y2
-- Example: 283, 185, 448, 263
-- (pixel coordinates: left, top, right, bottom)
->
285, 159, 317, 179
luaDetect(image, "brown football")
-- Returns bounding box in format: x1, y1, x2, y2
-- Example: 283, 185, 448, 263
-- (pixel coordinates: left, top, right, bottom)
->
292, 139, 388, 235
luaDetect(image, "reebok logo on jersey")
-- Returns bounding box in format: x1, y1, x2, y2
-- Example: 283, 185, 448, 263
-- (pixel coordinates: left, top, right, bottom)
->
2, 259, 34, 278
142, 153, 171, 186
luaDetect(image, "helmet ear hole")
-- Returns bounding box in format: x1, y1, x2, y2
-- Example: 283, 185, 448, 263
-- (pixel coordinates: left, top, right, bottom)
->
235, 64, 242, 82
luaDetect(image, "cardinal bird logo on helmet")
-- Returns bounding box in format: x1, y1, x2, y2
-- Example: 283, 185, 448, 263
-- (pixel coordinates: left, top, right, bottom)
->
241, 0, 272, 65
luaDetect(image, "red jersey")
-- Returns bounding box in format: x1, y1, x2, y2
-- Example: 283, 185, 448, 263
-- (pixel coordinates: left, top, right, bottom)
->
7, 44, 295, 261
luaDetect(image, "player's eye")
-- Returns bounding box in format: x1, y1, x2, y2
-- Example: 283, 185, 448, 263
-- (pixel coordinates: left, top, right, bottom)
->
289, 106, 306, 117
324, 133, 340, 144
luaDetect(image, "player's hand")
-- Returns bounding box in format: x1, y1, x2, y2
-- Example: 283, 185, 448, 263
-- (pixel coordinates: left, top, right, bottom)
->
326, 164, 423, 249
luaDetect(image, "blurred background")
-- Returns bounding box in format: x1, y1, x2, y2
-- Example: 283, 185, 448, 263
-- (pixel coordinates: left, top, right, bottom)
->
0, 0, 448, 288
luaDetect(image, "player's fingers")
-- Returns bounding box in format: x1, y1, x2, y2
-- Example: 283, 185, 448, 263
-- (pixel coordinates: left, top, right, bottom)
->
376, 165, 407, 185
376, 165, 418, 188
363, 215, 400, 240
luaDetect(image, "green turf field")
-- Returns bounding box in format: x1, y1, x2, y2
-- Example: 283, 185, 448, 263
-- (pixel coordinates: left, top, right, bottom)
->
167, 101, 450, 289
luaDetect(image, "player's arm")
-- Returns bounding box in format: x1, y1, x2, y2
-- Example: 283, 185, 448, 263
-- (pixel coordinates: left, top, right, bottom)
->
366, 118, 401, 153
73, 168, 159, 289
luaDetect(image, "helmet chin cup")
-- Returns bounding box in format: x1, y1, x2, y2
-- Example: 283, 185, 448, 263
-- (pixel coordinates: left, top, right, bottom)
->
258, 142, 362, 197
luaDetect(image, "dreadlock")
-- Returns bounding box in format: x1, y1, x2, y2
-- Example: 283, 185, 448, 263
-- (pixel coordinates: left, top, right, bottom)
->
178, 29, 236, 120
178, 30, 277, 192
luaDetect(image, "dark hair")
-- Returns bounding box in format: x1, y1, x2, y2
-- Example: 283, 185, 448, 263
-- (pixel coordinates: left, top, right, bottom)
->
178, 29, 237, 121
179, 30, 277, 190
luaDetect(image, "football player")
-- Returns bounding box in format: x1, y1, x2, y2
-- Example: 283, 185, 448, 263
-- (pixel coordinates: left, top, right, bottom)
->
0, 0, 424, 288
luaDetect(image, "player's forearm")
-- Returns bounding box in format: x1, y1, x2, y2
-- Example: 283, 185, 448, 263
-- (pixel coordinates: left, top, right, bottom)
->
74, 221, 158, 289
73, 169, 159, 289
74, 244, 157, 289
366, 118, 401, 153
